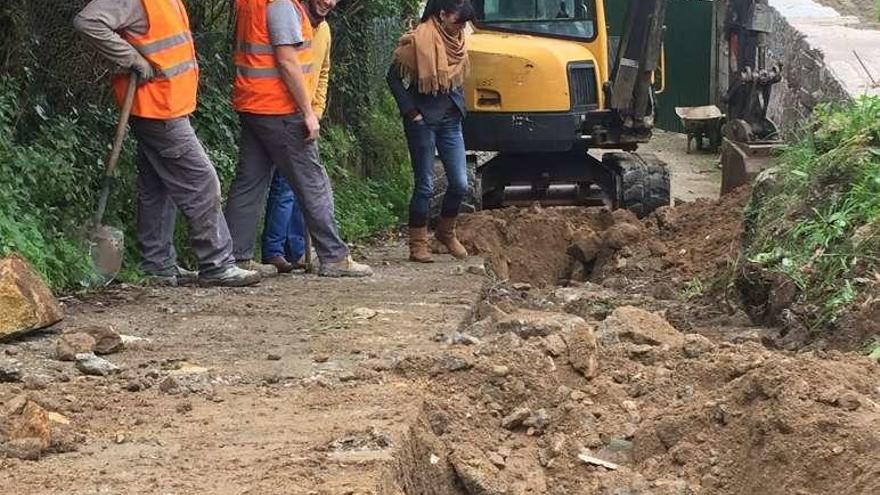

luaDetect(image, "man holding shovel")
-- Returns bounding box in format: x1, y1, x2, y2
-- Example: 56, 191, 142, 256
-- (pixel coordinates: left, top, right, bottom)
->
74, 0, 260, 287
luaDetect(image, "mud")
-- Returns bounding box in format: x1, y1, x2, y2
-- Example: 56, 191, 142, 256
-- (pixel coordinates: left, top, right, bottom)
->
456, 187, 750, 294
384, 190, 880, 495
382, 272, 880, 495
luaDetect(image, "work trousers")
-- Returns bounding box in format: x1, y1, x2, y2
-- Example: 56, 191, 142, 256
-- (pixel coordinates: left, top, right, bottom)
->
130, 116, 235, 276
225, 112, 349, 263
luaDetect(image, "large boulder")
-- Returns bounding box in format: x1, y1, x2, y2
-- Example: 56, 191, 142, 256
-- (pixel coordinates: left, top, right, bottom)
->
0, 255, 63, 340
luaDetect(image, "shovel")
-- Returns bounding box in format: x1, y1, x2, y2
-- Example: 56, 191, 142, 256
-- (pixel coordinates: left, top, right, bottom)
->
87, 74, 137, 286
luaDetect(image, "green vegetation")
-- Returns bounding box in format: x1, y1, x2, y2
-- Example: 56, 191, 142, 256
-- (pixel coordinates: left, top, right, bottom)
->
0, 0, 418, 290
743, 96, 880, 327
677, 277, 705, 301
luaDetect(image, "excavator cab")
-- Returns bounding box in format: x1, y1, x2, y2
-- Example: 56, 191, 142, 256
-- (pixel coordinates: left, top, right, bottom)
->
462, 0, 671, 216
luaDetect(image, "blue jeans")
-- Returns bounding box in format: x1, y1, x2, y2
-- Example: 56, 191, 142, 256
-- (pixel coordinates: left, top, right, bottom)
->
261, 171, 306, 261
404, 115, 468, 227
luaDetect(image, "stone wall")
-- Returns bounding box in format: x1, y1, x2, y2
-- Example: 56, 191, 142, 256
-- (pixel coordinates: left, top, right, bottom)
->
713, 0, 852, 138
763, 6, 851, 137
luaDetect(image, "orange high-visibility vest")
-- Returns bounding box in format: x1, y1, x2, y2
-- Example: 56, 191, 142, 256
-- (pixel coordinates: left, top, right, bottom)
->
111, 0, 199, 119
233, 0, 315, 115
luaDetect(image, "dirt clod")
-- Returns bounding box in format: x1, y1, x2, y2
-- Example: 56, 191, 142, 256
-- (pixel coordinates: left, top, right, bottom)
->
600, 306, 684, 347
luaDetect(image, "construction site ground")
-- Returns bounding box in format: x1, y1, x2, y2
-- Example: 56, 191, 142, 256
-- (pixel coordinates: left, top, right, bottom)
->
2, 137, 878, 495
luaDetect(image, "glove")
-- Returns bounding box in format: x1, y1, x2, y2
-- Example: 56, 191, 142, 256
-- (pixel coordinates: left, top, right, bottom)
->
130, 54, 155, 82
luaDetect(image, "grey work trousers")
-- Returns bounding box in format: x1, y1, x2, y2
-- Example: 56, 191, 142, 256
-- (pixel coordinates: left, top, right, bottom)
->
225, 112, 349, 263
130, 116, 235, 276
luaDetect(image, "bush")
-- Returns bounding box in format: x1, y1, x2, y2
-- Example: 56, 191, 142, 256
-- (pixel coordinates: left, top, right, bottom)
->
0, 1, 418, 291
742, 96, 880, 326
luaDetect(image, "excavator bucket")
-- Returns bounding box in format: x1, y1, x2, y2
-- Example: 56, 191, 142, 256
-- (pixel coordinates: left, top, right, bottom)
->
720, 137, 782, 194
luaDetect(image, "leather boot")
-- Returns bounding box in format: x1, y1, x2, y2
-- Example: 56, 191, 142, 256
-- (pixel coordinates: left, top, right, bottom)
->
409, 227, 434, 263
435, 216, 468, 260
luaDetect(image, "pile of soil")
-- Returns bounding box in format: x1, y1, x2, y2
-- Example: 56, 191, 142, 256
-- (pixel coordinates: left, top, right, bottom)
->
456, 188, 750, 292
381, 284, 880, 495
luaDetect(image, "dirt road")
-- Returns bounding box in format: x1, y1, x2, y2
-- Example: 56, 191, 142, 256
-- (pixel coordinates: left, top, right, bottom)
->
1, 246, 487, 494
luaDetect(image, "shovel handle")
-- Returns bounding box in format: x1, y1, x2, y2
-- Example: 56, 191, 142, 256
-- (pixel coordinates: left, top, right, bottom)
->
93, 74, 138, 227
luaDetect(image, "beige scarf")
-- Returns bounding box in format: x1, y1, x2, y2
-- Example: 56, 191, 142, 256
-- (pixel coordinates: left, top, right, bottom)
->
392, 17, 469, 94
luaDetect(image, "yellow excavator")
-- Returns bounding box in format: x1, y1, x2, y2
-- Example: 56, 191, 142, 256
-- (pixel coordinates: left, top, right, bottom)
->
463, 0, 670, 216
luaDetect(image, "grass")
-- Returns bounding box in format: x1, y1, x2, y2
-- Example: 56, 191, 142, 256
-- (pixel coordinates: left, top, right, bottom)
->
743, 96, 880, 327
678, 277, 705, 301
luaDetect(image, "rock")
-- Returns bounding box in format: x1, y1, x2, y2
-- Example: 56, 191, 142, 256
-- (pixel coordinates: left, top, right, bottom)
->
600, 306, 684, 347
352, 307, 378, 320
501, 407, 532, 430
449, 332, 481, 346
56, 332, 97, 361
313, 354, 330, 363
541, 333, 568, 357
0, 360, 22, 382
836, 392, 862, 411
0, 255, 63, 341
120, 334, 152, 350
488, 451, 506, 468
2, 437, 45, 460
577, 450, 619, 470
511, 283, 531, 291
568, 229, 604, 263
465, 318, 494, 336
523, 409, 551, 430
467, 265, 488, 276
568, 324, 599, 378
602, 223, 642, 250
682, 334, 715, 358
495, 310, 589, 339
7, 400, 51, 457
159, 376, 180, 393
430, 355, 472, 375
79, 326, 123, 355
267, 353, 282, 361
75, 353, 120, 376
491, 365, 510, 377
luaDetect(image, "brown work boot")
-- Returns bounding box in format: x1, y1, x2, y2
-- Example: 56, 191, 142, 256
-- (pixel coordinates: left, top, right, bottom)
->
435, 216, 468, 260
409, 227, 434, 263
262, 255, 294, 274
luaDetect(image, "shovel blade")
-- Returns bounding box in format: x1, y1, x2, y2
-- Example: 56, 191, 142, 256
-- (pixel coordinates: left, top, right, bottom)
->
88, 225, 124, 286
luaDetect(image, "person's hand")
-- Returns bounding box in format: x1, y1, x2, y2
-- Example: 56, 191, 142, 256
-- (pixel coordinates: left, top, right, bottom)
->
412, 113, 424, 122
130, 55, 155, 82
304, 111, 320, 142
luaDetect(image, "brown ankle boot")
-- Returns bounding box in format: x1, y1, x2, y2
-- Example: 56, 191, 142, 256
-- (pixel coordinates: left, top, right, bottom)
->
409, 226, 434, 263
435, 216, 468, 259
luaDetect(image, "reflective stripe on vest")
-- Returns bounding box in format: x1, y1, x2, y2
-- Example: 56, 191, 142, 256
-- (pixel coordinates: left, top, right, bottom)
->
111, 0, 199, 119
232, 0, 315, 115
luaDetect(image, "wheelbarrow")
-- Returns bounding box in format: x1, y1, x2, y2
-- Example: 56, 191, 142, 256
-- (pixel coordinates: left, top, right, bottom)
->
675, 105, 725, 153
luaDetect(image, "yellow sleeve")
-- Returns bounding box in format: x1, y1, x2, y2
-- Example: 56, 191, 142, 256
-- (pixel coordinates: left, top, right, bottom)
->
312, 24, 331, 119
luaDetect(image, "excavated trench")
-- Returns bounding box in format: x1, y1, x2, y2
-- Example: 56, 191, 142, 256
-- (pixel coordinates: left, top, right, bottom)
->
379, 199, 880, 495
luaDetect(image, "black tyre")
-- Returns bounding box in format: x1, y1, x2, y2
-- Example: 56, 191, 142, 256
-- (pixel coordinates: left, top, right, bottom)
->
602, 151, 671, 217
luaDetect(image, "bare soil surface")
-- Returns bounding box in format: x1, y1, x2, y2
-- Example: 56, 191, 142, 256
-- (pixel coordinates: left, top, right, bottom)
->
4, 145, 879, 495
1, 246, 487, 494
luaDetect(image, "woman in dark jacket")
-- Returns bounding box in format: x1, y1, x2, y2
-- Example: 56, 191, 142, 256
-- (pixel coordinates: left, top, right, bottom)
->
387, 0, 475, 263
